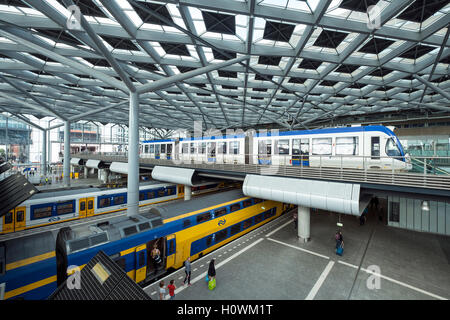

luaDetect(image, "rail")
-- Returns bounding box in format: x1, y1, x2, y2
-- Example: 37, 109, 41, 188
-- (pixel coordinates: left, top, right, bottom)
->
73, 153, 450, 191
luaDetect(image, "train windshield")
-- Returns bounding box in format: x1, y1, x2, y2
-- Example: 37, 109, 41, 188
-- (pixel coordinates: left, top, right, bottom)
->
385, 138, 402, 157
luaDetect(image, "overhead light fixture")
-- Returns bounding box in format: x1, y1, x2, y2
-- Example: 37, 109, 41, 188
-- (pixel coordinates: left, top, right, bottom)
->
421, 200, 429, 211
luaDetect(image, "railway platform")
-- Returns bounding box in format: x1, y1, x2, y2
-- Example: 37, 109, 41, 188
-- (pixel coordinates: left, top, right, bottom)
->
143, 207, 450, 300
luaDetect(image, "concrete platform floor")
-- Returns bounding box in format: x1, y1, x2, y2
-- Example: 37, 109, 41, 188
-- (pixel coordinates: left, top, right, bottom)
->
143, 207, 450, 300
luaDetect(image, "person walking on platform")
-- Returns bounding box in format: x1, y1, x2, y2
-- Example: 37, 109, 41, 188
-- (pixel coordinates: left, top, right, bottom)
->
293, 211, 298, 230
183, 257, 191, 286
360, 207, 368, 226
159, 281, 166, 300
167, 279, 176, 300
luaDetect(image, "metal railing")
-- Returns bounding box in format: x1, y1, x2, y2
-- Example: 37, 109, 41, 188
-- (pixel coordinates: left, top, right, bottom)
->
73, 152, 450, 191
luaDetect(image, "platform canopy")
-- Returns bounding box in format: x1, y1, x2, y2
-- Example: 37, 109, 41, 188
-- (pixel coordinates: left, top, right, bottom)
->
0, 0, 448, 131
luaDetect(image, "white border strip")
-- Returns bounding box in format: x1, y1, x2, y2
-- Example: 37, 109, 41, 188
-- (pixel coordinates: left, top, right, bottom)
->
305, 261, 335, 300
267, 237, 330, 260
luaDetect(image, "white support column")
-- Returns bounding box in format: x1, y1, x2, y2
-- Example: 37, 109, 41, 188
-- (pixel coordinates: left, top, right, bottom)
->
63, 121, 70, 187
42, 129, 47, 175
127, 91, 139, 217
184, 185, 192, 201
298, 205, 310, 242
84, 166, 88, 179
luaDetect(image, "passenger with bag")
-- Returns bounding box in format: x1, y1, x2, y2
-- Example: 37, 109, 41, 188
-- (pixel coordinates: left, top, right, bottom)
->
335, 231, 344, 256
207, 259, 216, 290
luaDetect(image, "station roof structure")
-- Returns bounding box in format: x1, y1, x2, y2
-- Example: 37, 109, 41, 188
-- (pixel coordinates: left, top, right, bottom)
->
0, 0, 448, 131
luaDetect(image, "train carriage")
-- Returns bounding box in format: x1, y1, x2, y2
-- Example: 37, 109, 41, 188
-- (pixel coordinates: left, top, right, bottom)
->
0, 190, 290, 300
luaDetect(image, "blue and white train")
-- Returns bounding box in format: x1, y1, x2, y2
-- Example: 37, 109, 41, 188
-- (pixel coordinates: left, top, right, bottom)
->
141, 125, 412, 171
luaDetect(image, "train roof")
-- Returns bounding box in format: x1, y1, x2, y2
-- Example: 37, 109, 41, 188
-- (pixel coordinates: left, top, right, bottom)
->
61, 189, 246, 255
28, 181, 171, 200
141, 125, 397, 143
1, 231, 56, 267
149, 189, 246, 221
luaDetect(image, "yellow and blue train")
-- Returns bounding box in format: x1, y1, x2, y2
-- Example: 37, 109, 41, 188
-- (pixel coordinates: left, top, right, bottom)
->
0, 189, 293, 300
1, 180, 235, 235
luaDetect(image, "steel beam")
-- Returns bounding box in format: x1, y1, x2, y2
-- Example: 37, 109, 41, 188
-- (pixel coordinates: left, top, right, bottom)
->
413, 75, 450, 101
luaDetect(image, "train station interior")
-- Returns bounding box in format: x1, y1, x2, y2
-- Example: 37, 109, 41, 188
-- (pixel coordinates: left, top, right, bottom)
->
0, 0, 449, 304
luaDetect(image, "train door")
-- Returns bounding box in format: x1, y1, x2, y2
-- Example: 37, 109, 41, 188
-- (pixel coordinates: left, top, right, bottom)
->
155, 144, 161, 159
86, 197, 95, 217
217, 141, 226, 164
370, 136, 381, 169
167, 143, 173, 160
79, 199, 87, 218
2, 210, 14, 234
14, 207, 25, 231
135, 244, 147, 283
161, 144, 167, 160
165, 234, 176, 268
258, 139, 272, 165
207, 142, 216, 162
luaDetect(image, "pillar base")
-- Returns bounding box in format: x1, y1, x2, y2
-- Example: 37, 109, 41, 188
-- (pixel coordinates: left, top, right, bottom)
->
297, 236, 310, 243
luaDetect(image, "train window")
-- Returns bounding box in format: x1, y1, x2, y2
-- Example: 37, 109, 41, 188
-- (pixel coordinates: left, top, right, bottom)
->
336, 137, 359, 156
139, 222, 151, 231
214, 207, 227, 218
149, 144, 154, 153
99, 197, 111, 208
230, 141, 239, 155
114, 258, 126, 271
16, 210, 24, 222
386, 138, 401, 157
200, 142, 207, 154
80, 201, 86, 211
229, 203, 241, 213
113, 196, 125, 205
167, 144, 173, 154
161, 144, 166, 153
243, 218, 253, 229
264, 210, 272, 220
88, 200, 94, 210
57, 202, 74, 215
4, 212, 13, 224
230, 224, 241, 236
371, 137, 380, 159
312, 138, 332, 155
218, 142, 227, 154
139, 192, 145, 201
155, 144, 160, 154
254, 198, 263, 204
157, 189, 165, 197
32, 206, 52, 219
206, 236, 213, 247
147, 191, 155, 199
258, 140, 272, 155
275, 139, 290, 155
190, 142, 197, 154
197, 212, 211, 224
166, 186, 175, 195
182, 143, 189, 154
183, 219, 191, 228
242, 199, 253, 208
207, 142, 216, 157
293, 139, 309, 155
123, 226, 137, 236
144, 145, 149, 153
139, 251, 146, 268
215, 229, 228, 243
254, 213, 263, 224
389, 201, 400, 222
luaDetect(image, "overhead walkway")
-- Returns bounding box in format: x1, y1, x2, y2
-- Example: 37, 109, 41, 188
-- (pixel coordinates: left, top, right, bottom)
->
73, 153, 450, 196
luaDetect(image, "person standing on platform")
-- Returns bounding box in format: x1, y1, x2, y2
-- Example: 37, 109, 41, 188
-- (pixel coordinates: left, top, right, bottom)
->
293, 211, 298, 230
167, 279, 176, 300
208, 259, 216, 280
183, 257, 191, 286
159, 281, 166, 300
335, 231, 343, 249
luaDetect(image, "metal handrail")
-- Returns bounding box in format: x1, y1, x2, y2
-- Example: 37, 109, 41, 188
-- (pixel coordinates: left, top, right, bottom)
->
73, 153, 450, 191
